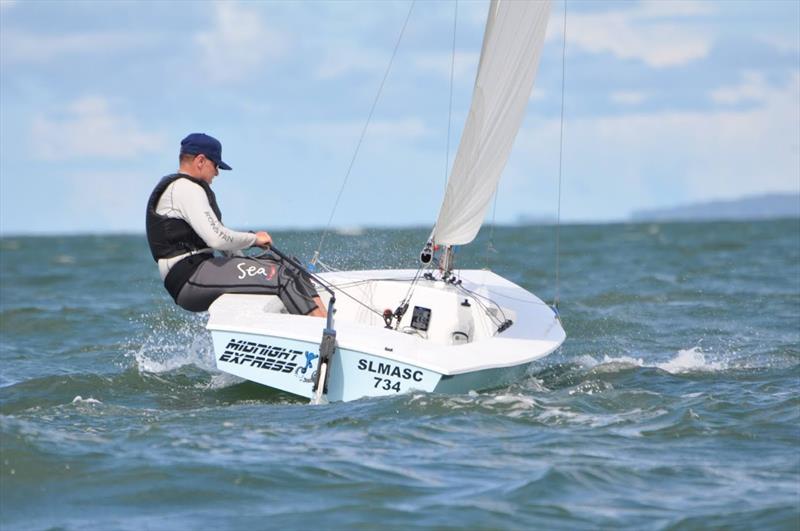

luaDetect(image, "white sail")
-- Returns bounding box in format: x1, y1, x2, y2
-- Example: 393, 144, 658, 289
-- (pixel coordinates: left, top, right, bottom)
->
432, 0, 551, 246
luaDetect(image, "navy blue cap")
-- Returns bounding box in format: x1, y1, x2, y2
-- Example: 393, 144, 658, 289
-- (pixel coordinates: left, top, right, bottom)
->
180, 133, 232, 170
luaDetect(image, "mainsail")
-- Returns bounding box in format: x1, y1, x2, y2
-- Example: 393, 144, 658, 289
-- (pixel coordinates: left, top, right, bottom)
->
431, 0, 551, 246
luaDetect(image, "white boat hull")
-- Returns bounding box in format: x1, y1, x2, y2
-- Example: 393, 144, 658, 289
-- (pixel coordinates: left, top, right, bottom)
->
211, 329, 442, 401
207, 269, 565, 402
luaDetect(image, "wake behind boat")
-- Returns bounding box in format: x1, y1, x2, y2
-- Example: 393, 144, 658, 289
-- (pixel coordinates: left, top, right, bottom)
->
207, 0, 565, 403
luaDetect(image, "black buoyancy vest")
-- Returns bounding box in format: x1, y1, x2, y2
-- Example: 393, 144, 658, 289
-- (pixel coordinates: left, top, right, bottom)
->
146, 173, 223, 261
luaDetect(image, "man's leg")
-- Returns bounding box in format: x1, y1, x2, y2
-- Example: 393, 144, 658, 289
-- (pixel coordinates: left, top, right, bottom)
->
275, 259, 327, 317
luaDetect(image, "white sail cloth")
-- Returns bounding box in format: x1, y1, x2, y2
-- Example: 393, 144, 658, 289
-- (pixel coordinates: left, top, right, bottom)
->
432, 0, 551, 246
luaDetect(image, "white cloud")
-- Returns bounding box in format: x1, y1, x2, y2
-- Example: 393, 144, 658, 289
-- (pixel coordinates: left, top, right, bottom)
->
683, 73, 800, 198
287, 117, 431, 154
711, 71, 771, 105
461, 1, 492, 27
558, 0, 715, 68
314, 45, 388, 80
636, 0, 713, 18
413, 51, 480, 81
194, 1, 287, 83
610, 91, 647, 105
756, 34, 800, 55
31, 97, 165, 160
0, 0, 18, 10
511, 73, 800, 220
308, 1, 484, 82
530, 87, 547, 102
0, 30, 146, 64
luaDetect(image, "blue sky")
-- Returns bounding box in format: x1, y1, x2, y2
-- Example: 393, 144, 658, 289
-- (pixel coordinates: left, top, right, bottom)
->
1, 0, 798, 235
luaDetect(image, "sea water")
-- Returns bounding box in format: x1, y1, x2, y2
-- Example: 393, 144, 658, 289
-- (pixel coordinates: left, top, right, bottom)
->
1, 220, 798, 530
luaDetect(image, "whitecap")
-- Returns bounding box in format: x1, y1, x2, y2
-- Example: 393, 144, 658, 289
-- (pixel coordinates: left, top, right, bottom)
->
575, 354, 644, 370
54, 254, 76, 265
72, 396, 102, 405
131, 315, 217, 374
656, 347, 726, 374
589, 355, 646, 372
202, 372, 245, 390
486, 393, 540, 416
578, 347, 726, 375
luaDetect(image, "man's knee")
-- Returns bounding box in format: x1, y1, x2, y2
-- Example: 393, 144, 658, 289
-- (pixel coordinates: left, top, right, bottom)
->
175, 285, 214, 312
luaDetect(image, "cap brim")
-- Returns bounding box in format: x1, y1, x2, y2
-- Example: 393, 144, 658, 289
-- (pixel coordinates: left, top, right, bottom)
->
219, 161, 232, 171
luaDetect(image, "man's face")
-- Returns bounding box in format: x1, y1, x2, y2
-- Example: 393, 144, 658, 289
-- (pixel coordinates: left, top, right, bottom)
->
195, 154, 219, 183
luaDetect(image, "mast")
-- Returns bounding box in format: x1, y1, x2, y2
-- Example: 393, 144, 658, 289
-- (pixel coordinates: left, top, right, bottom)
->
440, 245, 455, 276
425, 0, 551, 259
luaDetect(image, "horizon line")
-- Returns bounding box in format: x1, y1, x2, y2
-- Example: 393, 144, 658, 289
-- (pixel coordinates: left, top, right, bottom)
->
3, 215, 799, 239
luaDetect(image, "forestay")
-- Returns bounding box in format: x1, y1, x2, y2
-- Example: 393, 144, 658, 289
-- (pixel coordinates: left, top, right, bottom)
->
432, 0, 551, 246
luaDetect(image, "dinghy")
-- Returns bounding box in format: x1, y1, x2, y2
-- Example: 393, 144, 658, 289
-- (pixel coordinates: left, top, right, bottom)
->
207, 0, 565, 403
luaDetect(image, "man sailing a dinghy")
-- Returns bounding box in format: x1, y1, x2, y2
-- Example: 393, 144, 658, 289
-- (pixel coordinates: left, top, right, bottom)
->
146, 133, 326, 317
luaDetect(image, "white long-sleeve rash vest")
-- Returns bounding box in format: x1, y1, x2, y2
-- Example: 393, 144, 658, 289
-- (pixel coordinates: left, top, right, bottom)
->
155, 178, 256, 280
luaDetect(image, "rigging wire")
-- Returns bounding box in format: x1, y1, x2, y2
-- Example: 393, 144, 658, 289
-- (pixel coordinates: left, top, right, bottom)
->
554, 0, 567, 311
398, 264, 425, 306
314, 278, 386, 320
312, 0, 417, 264
393, 0, 457, 316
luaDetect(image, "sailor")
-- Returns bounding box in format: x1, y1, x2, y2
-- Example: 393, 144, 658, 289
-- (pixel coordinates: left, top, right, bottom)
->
146, 133, 327, 317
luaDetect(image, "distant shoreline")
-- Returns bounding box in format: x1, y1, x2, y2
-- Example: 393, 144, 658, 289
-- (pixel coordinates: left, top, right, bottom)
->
630, 192, 799, 222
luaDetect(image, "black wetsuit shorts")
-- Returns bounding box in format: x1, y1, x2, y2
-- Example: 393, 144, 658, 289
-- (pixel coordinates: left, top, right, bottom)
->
173, 252, 319, 314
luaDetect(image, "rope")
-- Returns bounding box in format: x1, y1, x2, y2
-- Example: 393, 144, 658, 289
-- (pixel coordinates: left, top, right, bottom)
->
312, 0, 416, 263
554, 0, 567, 310
455, 283, 508, 328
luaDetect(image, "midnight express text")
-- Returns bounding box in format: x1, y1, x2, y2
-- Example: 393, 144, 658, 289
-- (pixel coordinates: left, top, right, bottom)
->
220, 339, 303, 373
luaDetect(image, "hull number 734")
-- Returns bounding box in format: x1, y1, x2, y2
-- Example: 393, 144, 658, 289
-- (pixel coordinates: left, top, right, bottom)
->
373, 377, 401, 392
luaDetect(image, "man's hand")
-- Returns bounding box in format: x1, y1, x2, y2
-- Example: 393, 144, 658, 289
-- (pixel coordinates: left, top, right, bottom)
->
254, 231, 272, 248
